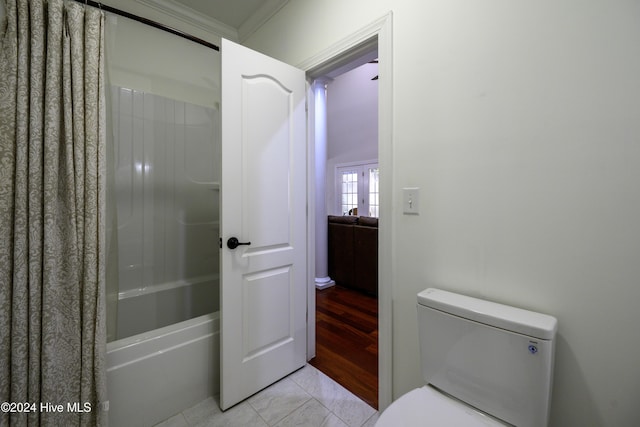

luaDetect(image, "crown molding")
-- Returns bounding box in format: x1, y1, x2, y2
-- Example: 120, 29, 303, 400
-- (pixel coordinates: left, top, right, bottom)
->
237, 0, 289, 43
135, 0, 239, 42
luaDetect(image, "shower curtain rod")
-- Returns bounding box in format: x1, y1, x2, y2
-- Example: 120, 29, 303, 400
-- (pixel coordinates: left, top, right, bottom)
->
72, 0, 220, 52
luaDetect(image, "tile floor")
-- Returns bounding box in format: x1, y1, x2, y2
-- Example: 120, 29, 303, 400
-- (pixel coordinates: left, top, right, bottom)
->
154, 364, 379, 427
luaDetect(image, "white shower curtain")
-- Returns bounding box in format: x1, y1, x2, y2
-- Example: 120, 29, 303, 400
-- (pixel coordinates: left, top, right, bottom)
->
0, 0, 107, 425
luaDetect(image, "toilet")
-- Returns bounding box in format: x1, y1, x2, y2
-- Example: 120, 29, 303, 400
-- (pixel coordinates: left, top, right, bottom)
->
376, 288, 557, 427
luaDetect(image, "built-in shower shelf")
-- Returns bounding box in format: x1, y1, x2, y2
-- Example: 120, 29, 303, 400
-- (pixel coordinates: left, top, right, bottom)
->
118, 273, 219, 300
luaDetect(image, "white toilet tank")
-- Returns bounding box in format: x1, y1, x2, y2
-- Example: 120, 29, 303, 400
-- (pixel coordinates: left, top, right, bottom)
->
418, 288, 557, 427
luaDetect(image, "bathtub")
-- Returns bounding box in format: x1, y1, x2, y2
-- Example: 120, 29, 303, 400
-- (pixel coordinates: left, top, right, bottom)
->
106, 312, 219, 427
114, 274, 219, 340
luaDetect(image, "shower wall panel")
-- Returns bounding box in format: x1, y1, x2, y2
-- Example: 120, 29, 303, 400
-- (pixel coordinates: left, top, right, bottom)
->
110, 86, 220, 339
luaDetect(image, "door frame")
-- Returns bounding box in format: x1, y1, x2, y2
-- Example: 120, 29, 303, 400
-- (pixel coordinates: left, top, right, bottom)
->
298, 12, 394, 411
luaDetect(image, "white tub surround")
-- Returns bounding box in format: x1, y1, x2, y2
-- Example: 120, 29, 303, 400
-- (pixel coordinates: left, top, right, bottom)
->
106, 313, 219, 427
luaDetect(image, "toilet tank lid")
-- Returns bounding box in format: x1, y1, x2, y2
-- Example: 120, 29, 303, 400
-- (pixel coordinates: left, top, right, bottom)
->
417, 288, 558, 340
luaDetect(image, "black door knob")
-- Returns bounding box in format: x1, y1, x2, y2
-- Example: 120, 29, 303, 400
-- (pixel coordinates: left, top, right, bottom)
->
227, 237, 251, 249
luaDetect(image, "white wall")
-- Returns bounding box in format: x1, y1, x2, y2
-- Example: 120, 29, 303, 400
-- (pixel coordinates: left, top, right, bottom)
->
244, 1, 640, 426
326, 62, 379, 215
104, 8, 220, 108
102, 0, 230, 45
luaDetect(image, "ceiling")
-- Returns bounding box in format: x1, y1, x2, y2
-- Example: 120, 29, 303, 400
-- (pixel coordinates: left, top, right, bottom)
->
169, 0, 289, 40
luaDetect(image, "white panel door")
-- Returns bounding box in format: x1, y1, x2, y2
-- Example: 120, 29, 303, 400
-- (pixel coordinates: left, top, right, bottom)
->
220, 39, 307, 410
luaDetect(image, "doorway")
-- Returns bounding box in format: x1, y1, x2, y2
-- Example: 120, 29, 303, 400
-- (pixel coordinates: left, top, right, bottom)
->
304, 44, 383, 413
301, 12, 393, 410
310, 55, 380, 409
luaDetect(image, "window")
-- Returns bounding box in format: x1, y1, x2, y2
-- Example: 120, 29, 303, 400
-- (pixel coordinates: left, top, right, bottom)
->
336, 162, 379, 217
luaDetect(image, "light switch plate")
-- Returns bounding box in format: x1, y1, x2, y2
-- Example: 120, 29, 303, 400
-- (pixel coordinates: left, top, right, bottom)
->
403, 187, 420, 215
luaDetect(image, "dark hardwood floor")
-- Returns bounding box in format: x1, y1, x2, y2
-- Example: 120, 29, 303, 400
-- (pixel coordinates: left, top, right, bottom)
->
310, 285, 378, 409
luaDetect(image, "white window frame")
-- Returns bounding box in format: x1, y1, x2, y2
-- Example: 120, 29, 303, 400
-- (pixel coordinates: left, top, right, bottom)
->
335, 160, 379, 217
